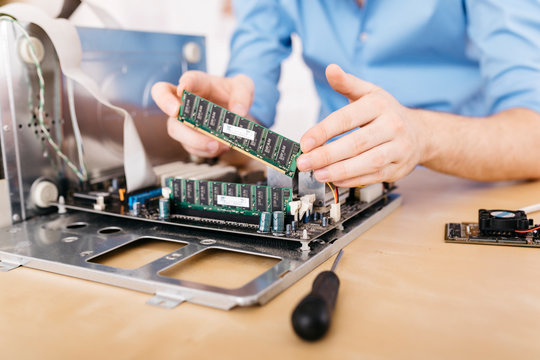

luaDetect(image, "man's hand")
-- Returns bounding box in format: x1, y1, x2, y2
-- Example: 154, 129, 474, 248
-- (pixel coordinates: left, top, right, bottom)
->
296, 64, 426, 187
151, 71, 254, 158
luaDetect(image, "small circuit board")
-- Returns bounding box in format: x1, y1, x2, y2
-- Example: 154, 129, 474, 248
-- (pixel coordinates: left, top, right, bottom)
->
179, 91, 302, 177
169, 178, 293, 218
445, 209, 540, 248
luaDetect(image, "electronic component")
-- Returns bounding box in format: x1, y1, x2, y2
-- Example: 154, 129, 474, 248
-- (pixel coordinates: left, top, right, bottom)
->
478, 209, 531, 236
446, 209, 540, 247
330, 203, 341, 223
159, 198, 170, 219
356, 183, 384, 203
258, 211, 272, 233
128, 188, 162, 209
178, 91, 302, 177
169, 178, 293, 218
272, 211, 285, 233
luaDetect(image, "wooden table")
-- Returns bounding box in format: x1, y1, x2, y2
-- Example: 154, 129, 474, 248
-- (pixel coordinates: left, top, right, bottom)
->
2, 167, 540, 359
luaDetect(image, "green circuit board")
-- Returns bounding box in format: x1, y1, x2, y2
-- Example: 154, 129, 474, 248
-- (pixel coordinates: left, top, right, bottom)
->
178, 91, 301, 177
169, 178, 293, 217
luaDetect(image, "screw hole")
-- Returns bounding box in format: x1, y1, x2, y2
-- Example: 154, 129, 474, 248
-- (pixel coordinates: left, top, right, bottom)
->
66, 222, 88, 229
98, 226, 122, 235
200, 239, 216, 245
62, 236, 78, 243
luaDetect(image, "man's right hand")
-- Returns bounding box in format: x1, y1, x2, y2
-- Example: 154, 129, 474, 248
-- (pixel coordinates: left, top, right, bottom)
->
151, 71, 254, 158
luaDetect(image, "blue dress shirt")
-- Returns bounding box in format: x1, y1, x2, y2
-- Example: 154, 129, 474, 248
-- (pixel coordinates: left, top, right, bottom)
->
226, 0, 540, 128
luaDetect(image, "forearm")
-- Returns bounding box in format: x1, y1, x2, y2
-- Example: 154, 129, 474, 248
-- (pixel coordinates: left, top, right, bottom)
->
416, 107, 540, 181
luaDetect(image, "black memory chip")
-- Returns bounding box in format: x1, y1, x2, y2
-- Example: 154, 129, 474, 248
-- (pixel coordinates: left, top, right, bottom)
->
222, 111, 237, 140
248, 124, 264, 152
255, 186, 267, 212
290, 143, 300, 158
195, 99, 209, 126
212, 182, 222, 206
172, 179, 182, 201
271, 188, 283, 211
181, 92, 196, 118
262, 131, 278, 158
276, 138, 293, 165
241, 185, 252, 208
208, 105, 222, 131
226, 183, 237, 197
186, 180, 195, 204
236, 118, 251, 146
199, 181, 209, 205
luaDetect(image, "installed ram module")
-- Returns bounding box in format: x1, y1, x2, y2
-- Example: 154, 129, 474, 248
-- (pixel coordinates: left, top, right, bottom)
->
169, 178, 293, 217
178, 90, 302, 177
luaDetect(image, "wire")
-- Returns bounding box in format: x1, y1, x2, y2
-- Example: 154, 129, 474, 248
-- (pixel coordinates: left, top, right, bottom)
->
1, 16, 88, 182
515, 225, 540, 234
326, 182, 338, 204
67, 78, 88, 180
519, 203, 540, 215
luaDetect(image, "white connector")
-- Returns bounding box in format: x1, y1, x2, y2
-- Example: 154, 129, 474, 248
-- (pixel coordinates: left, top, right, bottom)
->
358, 183, 384, 203
288, 200, 302, 221
330, 203, 341, 223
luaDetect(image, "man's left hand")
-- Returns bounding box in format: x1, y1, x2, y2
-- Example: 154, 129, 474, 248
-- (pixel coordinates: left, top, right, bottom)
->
296, 64, 427, 187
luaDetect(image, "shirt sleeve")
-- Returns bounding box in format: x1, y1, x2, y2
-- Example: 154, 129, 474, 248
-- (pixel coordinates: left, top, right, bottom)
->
465, 0, 540, 115
226, 0, 294, 127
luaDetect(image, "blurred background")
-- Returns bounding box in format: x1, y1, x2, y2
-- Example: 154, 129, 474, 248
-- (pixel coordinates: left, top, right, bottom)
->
1, 0, 319, 142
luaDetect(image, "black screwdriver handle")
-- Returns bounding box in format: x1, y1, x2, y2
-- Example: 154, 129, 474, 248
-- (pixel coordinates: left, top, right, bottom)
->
291, 270, 340, 341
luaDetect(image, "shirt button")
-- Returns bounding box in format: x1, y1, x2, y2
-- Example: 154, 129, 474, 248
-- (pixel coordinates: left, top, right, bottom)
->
360, 32, 369, 42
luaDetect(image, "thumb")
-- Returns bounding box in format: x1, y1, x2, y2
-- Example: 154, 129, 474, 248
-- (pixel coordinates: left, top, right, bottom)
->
227, 74, 254, 117
326, 64, 377, 101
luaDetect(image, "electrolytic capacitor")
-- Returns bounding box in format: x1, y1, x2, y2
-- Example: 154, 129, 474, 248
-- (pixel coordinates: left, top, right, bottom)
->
273, 211, 285, 233
321, 216, 328, 228
259, 211, 272, 233
159, 198, 170, 219
132, 201, 141, 216
291, 220, 298, 232
286, 224, 292, 236
304, 209, 311, 224
313, 212, 320, 221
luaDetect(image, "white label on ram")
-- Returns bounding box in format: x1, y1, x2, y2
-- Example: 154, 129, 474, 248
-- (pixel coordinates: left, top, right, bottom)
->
217, 195, 250, 208
222, 123, 255, 141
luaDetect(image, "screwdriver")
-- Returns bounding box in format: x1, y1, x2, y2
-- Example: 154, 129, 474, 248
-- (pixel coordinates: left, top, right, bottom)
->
291, 249, 343, 341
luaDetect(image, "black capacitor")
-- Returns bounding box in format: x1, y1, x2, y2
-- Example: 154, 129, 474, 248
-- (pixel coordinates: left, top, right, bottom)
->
286, 224, 292, 236
291, 220, 298, 232
321, 216, 328, 228
313, 212, 320, 221
304, 209, 311, 224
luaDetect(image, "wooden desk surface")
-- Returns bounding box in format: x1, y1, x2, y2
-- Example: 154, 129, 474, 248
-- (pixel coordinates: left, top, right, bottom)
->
2, 167, 540, 359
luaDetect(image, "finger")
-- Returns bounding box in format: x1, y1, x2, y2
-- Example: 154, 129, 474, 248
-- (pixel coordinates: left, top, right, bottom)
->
297, 117, 393, 172
183, 143, 229, 158
300, 93, 384, 152
326, 64, 378, 101
167, 117, 226, 156
332, 164, 399, 187
151, 82, 181, 117
227, 74, 254, 117
312, 142, 397, 183
177, 71, 230, 107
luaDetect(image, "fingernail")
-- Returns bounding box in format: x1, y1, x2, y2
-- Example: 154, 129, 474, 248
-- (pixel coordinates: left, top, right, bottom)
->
302, 138, 316, 152
297, 155, 312, 171
207, 141, 219, 153
314, 169, 329, 182
230, 103, 247, 116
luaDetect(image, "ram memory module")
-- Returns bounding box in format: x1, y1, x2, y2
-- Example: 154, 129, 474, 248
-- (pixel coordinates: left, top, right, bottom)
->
178, 90, 302, 178
169, 178, 293, 217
